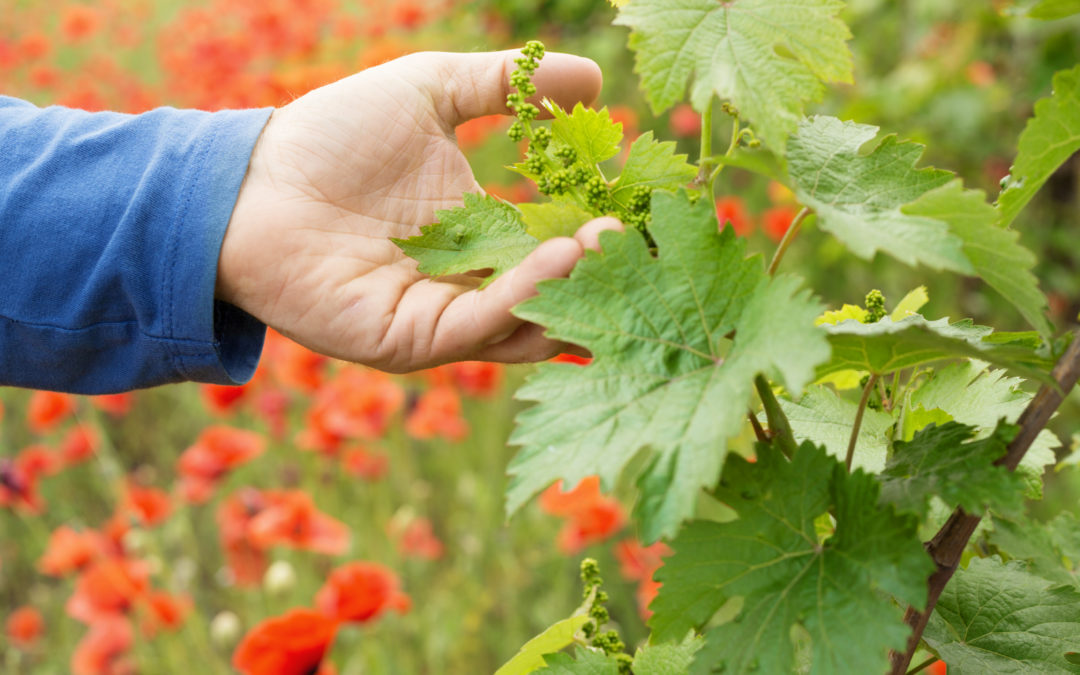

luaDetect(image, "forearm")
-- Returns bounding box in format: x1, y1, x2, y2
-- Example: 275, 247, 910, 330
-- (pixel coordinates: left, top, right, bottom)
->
0, 96, 272, 393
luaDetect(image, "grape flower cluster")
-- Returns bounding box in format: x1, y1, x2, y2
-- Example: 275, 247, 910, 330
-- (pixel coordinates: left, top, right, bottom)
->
578, 558, 632, 672
505, 41, 652, 236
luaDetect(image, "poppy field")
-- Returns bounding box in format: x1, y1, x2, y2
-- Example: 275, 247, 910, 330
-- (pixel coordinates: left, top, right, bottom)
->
3, 1, 1080, 674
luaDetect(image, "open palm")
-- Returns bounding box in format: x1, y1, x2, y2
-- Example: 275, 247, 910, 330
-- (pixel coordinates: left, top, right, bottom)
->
217, 50, 615, 372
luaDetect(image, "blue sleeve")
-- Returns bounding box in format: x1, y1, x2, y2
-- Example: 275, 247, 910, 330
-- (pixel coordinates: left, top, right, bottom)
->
0, 96, 273, 394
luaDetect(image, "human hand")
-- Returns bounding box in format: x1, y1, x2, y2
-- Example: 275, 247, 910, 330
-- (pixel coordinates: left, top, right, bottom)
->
217, 50, 619, 372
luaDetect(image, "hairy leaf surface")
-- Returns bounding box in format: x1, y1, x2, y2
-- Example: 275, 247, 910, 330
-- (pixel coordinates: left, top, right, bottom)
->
508, 191, 828, 541
989, 513, 1080, 588
787, 116, 971, 272
632, 639, 703, 675
393, 193, 537, 287
519, 202, 594, 240
614, 0, 852, 150
610, 131, 697, 209
924, 557, 1080, 673
549, 102, 623, 168
651, 443, 930, 674
879, 422, 1024, 517
997, 65, 1080, 226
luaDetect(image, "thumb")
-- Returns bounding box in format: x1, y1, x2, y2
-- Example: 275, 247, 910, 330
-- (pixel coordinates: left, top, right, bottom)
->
421, 50, 603, 127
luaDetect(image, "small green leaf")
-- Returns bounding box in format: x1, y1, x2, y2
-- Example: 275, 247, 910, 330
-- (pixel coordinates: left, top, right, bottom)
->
614, 0, 853, 150
495, 615, 592, 675
1029, 0, 1080, 21
519, 202, 594, 240
818, 314, 1049, 382
987, 512, 1080, 588
923, 556, 1080, 673
507, 191, 829, 541
890, 286, 929, 321
610, 131, 697, 209
787, 116, 972, 273
393, 193, 538, 288
906, 180, 1053, 336
879, 421, 1024, 517
535, 649, 620, 675
652, 443, 931, 674
997, 65, 1080, 227
632, 638, 703, 675
548, 102, 623, 167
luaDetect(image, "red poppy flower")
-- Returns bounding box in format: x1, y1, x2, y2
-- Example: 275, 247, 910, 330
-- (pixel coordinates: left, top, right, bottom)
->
217, 489, 270, 586
71, 615, 134, 675
264, 329, 327, 393
315, 562, 411, 623
66, 558, 151, 624
17, 33, 51, 61
404, 386, 468, 442
247, 490, 351, 556
6, 605, 44, 648
551, 353, 591, 366
0, 456, 44, 514
614, 537, 671, 620
448, 361, 503, 397
60, 424, 100, 465
26, 390, 76, 434
929, 660, 947, 675
300, 368, 404, 452
138, 591, 191, 637
120, 483, 172, 528
393, 518, 444, 560
177, 426, 265, 504
341, 446, 389, 481
200, 383, 250, 415
16, 444, 61, 478
762, 205, 799, 243
39, 526, 104, 577
715, 196, 753, 237
455, 114, 505, 150
540, 476, 626, 554
90, 393, 133, 417
668, 103, 701, 138
233, 608, 338, 675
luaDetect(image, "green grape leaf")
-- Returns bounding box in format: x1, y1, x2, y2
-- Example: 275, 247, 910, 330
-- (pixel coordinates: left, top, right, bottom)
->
906, 360, 1058, 498
1029, 0, 1080, 19
817, 314, 1049, 382
609, 131, 697, 209
632, 639, 703, 675
519, 202, 595, 241
614, 0, 853, 151
879, 421, 1024, 517
906, 180, 1053, 336
923, 556, 1080, 674
787, 116, 971, 273
652, 443, 930, 674
495, 615, 592, 675
549, 102, 623, 167
393, 193, 537, 288
507, 191, 829, 541
989, 513, 1080, 589
536, 649, 620, 675
776, 385, 894, 472
997, 65, 1080, 227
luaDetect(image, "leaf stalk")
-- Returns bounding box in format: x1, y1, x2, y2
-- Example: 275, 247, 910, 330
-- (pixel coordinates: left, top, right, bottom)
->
766, 207, 810, 276
754, 374, 798, 458
846, 374, 878, 471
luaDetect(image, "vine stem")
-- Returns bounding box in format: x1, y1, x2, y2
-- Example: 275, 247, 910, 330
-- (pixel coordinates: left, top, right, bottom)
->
696, 98, 715, 207
846, 374, 878, 471
748, 409, 769, 443
766, 207, 810, 276
905, 656, 939, 675
754, 374, 798, 458
887, 331, 1080, 675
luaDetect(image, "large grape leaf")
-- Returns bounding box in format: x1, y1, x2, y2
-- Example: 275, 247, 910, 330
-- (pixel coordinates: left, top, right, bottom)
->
519, 202, 595, 241
631, 639, 703, 675
651, 443, 930, 674
787, 116, 972, 273
906, 180, 1053, 336
879, 421, 1024, 517
777, 385, 894, 472
817, 314, 1049, 383
988, 512, 1080, 588
508, 191, 829, 541
613, 0, 853, 151
997, 65, 1080, 227
923, 556, 1080, 674
392, 193, 537, 288
906, 360, 1058, 498
609, 131, 696, 209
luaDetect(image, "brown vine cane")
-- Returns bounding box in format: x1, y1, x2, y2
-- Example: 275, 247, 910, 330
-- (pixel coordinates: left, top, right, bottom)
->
888, 331, 1080, 675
